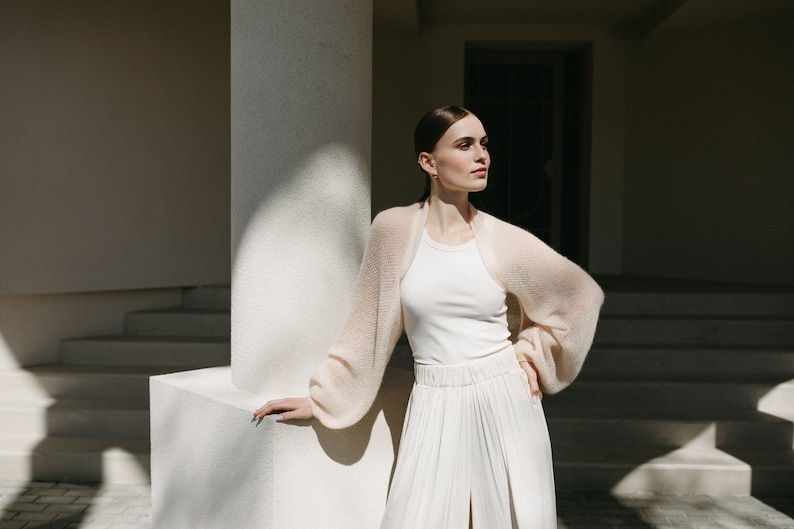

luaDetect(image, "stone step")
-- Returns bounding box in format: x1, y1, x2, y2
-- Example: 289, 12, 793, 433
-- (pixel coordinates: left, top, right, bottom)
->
5, 281, 791, 492
0, 397, 149, 438
583, 345, 794, 376
717, 448, 794, 495
601, 291, 794, 318
124, 309, 230, 338
545, 408, 793, 450
0, 365, 180, 400
549, 375, 790, 412
181, 285, 231, 310
551, 444, 794, 496
758, 379, 794, 422
0, 435, 149, 484
594, 316, 794, 346
60, 335, 230, 367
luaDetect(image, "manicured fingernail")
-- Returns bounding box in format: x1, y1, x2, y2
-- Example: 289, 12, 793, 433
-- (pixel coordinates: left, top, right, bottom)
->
275, 415, 283, 422
532, 394, 538, 404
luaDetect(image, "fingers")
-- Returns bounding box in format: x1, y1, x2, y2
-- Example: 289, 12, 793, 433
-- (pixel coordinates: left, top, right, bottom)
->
252, 398, 288, 420
276, 405, 313, 422
253, 397, 313, 422
519, 361, 543, 403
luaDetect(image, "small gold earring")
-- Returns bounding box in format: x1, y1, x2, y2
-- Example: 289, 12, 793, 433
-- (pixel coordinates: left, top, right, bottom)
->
432, 173, 438, 179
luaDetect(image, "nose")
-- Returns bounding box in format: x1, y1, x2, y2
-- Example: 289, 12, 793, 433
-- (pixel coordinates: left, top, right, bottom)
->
476, 145, 488, 163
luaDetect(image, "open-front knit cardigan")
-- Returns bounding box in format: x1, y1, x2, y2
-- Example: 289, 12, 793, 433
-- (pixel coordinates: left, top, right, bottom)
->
308, 201, 604, 429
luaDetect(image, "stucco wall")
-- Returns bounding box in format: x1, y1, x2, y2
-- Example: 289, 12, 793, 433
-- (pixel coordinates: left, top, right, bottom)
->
623, 18, 794, 285
0, 0, 230, 296
371, 24, 625, 274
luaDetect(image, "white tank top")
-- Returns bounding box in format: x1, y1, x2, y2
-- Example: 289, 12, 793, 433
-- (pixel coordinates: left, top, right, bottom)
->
400, 229, 512, 365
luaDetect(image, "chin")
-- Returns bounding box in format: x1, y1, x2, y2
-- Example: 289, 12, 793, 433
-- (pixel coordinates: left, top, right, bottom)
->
473, 179, 488, 192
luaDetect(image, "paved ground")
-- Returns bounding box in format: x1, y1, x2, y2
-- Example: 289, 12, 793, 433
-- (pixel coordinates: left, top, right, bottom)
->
1, 481, 793, 529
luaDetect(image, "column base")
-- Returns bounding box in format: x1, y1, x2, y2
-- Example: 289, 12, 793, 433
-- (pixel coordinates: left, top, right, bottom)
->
150, 366, 412, 529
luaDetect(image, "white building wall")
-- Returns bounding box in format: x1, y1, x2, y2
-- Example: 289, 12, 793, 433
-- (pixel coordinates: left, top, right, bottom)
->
0, 0, 230, 297
623, 18, 794, 285
0, 0, 230, 369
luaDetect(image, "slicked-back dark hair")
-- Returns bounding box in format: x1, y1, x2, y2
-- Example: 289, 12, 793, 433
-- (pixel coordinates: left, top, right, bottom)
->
413, 106, 472, 201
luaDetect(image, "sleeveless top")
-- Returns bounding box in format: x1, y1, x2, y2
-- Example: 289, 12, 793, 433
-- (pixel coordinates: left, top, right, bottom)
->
400, 229, 512, 365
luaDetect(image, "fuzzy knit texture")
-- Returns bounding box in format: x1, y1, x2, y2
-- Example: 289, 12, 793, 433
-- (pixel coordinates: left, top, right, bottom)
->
308, 201, 605, 429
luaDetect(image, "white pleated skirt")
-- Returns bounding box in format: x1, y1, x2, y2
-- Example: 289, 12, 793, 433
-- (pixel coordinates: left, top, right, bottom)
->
380, 346, 557, 529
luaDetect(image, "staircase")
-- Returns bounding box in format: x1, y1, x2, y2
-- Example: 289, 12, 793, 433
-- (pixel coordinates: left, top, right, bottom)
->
1, 280, 793, 495
546, 277, 794, 495
0, 286, 230, 484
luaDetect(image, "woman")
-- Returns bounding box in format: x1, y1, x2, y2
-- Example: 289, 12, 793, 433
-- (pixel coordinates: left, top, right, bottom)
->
254, 106, 604, 529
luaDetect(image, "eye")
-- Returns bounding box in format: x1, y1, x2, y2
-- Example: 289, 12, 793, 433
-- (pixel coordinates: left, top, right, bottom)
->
481, 141, 488, 150
458, 142, 470, 150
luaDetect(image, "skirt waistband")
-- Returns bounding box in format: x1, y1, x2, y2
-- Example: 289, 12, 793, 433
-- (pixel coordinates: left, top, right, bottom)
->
413, 345, 519, 388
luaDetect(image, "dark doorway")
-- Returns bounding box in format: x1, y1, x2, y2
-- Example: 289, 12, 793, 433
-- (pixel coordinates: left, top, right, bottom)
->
465, 44, 591, 265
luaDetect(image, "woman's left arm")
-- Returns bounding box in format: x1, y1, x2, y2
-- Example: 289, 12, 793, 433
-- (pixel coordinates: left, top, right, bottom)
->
505, 229, 604, 395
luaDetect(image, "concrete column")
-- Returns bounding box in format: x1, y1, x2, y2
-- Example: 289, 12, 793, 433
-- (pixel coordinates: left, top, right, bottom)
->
230, 0, 372, 397
151, 2, 413, 528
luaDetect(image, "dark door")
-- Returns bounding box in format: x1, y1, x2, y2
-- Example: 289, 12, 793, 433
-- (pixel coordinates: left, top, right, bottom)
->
465, 46, 591, 265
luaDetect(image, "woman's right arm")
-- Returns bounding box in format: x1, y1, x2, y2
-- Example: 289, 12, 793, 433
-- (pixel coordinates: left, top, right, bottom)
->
252, 207, 413, 428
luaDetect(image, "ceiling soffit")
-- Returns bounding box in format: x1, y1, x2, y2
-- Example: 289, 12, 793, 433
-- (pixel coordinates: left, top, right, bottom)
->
375, 0, 794, 36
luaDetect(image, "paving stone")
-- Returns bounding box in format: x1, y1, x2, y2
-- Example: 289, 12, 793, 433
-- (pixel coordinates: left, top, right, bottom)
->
3, 481, 794, 529
45, 503, 88, 515
0, 488, 23, 498
67, 522, 112, 529
88, 502, 130, 514
37, 495, 77, 505
61, 488, 97, 498
26, 482, 57, 489
15, 510, 59, 521
4, 496, 37, 505
5, 501, 48, 513
92, 513, 143, 524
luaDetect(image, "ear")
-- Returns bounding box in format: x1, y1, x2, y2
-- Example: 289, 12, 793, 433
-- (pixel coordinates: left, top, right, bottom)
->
418, 152, 436, 176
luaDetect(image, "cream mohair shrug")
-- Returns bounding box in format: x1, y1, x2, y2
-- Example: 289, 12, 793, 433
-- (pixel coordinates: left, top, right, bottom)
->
308, 201, 604, 429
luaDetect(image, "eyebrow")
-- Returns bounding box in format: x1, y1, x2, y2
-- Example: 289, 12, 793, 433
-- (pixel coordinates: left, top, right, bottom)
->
453, 135, 488, 143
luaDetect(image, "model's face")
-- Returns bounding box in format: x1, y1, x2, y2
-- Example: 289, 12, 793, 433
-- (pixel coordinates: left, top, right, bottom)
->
425, 114, 490, 196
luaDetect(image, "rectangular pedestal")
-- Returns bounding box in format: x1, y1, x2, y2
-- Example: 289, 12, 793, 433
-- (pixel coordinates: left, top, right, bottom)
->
150, 366, 412, 529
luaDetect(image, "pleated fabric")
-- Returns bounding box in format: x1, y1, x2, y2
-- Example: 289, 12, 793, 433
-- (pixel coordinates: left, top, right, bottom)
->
380, 346, 557, 529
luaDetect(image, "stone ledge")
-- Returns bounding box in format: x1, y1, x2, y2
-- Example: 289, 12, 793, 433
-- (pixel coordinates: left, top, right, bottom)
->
150, 366, 412, 529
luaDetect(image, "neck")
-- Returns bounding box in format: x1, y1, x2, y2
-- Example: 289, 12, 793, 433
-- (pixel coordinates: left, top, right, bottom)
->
426, 191, 471, 234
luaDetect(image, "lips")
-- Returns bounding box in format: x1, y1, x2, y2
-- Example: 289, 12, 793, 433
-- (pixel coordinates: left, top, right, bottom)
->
473, 168, 488, 176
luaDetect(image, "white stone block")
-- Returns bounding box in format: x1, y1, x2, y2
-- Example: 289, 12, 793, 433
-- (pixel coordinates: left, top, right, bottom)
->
151, 366, 412, 529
